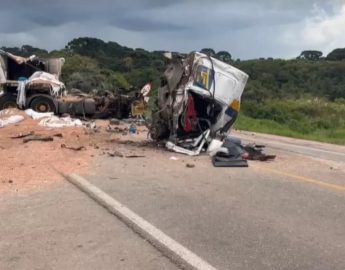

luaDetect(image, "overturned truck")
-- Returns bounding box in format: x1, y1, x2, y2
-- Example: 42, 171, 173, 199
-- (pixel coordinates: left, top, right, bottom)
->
0, 50, 134, 118
150, 52, 249, 156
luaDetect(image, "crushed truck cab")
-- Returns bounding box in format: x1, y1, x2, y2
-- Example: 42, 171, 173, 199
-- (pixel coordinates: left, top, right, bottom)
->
0, 50, 136, 119
0, 50, 66, 113
150, 52, 249, 156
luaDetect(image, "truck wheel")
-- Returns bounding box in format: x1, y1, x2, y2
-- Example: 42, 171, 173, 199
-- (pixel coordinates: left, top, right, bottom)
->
0, 94, 17, 110
29, 96, 56, 113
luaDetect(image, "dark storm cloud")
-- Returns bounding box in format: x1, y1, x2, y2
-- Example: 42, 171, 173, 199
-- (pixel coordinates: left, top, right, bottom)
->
0, 0, 328, 32
0, 0, 343, 58
0, 0, 186, 33
111, 17, 186, 32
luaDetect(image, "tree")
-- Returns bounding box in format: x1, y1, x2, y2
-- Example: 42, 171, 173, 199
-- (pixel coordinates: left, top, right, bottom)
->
1, 45, 48, 57
326, 48, 345, 61
216, 51, 232, 63
200, 48, 216, 57
298, 50, 323, 60
122, 57, 133, 72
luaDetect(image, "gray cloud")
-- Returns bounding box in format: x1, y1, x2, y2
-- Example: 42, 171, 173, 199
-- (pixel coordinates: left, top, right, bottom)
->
0, 0, 343, 59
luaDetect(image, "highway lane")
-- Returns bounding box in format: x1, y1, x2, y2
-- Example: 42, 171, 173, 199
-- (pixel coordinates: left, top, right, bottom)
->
83, 134, 345, 270
0, 183, 179, 270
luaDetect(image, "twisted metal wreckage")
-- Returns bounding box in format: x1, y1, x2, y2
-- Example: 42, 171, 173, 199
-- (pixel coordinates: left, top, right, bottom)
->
150, 52, 252, 163
0, 49, 271, 164
0, 50, 136, 119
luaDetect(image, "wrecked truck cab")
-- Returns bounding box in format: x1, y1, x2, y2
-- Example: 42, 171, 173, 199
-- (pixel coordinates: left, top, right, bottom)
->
150, 52, 248, 156
0, 50, 135, 119
0, 49, 65, 112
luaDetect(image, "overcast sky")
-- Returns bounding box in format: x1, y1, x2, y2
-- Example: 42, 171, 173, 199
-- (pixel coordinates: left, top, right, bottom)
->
1, 0, 344, 59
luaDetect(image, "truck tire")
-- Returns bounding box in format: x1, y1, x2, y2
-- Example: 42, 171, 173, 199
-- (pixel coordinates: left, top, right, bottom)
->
0, 94, 17, 110
83, 98, 96, 115
29, 96, 56, 113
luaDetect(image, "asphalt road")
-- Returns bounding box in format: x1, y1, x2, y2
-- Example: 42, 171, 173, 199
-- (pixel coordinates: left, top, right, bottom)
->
2, 131, 345, 270
81, 133, 345, 270
0, 183, 179, 270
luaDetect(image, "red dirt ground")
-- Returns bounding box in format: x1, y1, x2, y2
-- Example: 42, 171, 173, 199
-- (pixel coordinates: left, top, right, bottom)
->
0, 109, 97, 193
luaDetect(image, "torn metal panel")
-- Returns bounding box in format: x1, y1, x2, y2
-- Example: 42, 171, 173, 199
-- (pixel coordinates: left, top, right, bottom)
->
0, 54, 7, 84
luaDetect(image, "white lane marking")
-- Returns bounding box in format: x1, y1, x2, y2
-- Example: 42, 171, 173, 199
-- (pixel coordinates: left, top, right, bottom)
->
65, 174, 219, 270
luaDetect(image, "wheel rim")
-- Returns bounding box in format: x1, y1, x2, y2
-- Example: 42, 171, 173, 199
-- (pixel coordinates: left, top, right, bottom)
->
35, 103, 50, 112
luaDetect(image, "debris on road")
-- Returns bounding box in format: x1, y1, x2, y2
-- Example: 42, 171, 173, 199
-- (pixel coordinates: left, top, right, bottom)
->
210, 137, 275, 167
106, 125, 128, 135
61, 144, 86, 151
243, 144, 276, 161
53, 133, 63, 138
0, 115, 24, 128
109, 118, 120, 125
186, 163, 195, 168
126, 155, 145, 158
211, 137, 248, 167
23, 135, 54, 143
25, 108, 54, 120
10, 131, 35, 139
128, 123, 137, 134
39, 115, 83, 128
107, 151, 124, 157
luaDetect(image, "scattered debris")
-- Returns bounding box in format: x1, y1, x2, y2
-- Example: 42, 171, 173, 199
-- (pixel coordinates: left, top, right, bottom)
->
109, 119, 120, 125
210, 137, 275, 167
107, 151, 124, 157
10, 131, 35, 139
212, 155, 248, 167
53, 133, 63, 138
186, 163, 195, 168
39, 115, 83, 128
125, 155, 145, 158
23, 135, 54, 143
128, 124, 137, 134
243, 144, 276, 161
106, 125, 128, 135
25, 109, 54, 120
0, 109, 16, 116
61, 144, 86, 151
85, 121, 97, 130
0, 115, 25, 128
110, 139, 159, 148
170, 156, 179, 161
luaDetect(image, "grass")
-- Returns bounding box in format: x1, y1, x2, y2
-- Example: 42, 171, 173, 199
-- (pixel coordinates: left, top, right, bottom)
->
234, 114, 345, 145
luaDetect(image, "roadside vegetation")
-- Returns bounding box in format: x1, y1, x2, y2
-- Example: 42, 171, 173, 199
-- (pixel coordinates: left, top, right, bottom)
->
2, 38, 345, 144
235, 99, 345, 144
